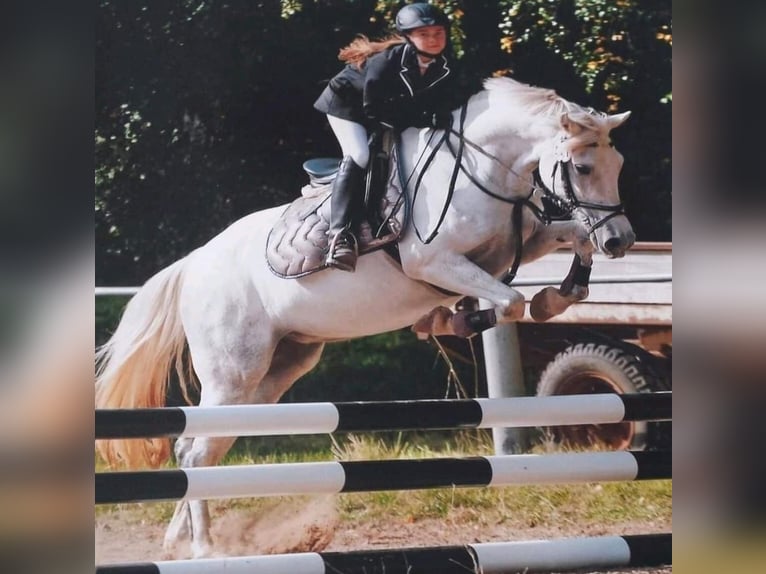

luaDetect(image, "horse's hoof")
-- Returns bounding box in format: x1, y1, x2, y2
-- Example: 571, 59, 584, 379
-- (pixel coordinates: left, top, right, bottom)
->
529, 306, 555, 322
412, 306, 455, 336
529, 287, 558, 323
161, 542, 182, 561
191, 541, 218, 559
452, 309, 496, 338
530, 287, 558, 322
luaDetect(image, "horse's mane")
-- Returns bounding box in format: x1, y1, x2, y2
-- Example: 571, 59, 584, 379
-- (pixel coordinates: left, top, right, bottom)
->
483, 77, 575, 119
481, 77, 611, 144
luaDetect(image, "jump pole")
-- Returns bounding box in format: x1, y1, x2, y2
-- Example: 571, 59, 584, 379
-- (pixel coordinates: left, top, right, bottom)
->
96, 392, 671, 439
96, 450, 670, 505
96, 533, 672, 573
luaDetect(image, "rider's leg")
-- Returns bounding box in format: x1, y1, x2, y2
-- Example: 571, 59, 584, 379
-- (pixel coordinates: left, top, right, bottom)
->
327, 115, 369, 168
325, 115, 369, 271
326, 156, 365, 271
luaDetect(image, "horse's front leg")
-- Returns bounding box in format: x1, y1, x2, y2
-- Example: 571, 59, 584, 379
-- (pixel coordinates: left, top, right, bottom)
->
523, 221, 596, 321
405, 251, 526, 336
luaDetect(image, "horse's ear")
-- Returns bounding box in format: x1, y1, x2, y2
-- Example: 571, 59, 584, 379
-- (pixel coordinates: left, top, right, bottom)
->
559, 112, 574, 133
607, 111, 631, 129
559, 112, 585, 135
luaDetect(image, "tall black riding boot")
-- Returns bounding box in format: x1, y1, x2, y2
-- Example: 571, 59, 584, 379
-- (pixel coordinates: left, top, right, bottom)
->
326, 156, 364, 272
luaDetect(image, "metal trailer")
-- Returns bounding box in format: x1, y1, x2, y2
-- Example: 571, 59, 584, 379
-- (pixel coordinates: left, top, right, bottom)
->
462, 242, 671, 453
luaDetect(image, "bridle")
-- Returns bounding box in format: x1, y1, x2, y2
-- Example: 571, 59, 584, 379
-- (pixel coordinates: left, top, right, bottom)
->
402, 103, 627, 283
532, 157, 626, 235
449, 106, 627, 235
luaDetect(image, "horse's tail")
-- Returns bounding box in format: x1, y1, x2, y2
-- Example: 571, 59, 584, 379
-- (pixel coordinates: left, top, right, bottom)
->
95, 258, 193, 469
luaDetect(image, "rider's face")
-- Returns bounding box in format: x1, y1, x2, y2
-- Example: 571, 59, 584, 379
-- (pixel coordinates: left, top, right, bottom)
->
407, 25, 447, 57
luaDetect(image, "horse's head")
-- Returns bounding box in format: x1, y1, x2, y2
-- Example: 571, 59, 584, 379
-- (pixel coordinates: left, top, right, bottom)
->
537, 109, 636, 258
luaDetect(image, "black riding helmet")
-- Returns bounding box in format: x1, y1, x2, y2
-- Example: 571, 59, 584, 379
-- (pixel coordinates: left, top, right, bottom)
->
395, 3, 450, 34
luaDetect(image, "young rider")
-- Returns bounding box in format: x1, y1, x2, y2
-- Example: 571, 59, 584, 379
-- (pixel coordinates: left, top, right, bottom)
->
314, 2, 467, 272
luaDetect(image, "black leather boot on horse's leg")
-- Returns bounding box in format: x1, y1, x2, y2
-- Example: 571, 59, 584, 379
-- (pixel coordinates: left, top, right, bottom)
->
326, 155, 365, 272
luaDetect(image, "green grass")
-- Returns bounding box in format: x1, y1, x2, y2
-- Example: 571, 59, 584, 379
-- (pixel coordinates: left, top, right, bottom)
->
96, 431, 672, 529
327, 432, 671, 526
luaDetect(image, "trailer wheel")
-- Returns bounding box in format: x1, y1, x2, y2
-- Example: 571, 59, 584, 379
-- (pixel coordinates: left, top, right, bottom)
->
536, 341, 670, 451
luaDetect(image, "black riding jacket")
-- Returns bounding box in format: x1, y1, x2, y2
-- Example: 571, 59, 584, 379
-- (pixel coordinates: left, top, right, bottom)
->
314, 42, 472, 130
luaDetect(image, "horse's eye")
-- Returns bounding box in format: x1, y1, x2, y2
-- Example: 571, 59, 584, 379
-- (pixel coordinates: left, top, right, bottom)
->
574, 164, 592, 175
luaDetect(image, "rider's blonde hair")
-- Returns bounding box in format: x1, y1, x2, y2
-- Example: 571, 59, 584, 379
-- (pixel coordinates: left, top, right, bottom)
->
339, 34, 406, 69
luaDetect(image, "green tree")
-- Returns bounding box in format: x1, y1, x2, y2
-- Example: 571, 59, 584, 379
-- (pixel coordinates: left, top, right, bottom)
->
96, 1, 366, 283
496, 0, 672, 238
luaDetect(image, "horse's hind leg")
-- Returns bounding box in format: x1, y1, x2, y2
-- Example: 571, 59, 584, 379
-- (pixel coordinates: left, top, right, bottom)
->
162, 422, 260, 558
253, 338, 325, 404
163, 337, 325, 558
167, 384, 268, 558
161, 308, 279, 559
181, 436, 239, 558
163, 438, 195, 555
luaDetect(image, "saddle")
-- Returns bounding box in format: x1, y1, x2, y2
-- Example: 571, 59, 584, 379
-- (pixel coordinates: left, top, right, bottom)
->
266, 132, 406, 278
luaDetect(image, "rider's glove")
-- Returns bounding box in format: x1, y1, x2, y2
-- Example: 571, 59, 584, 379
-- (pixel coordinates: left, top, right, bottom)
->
430, 111, 453, 130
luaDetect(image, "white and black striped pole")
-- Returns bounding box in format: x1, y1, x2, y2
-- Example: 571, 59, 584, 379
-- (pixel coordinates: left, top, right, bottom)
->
96, 392, 671, 439
96, 450, 670, 505
96, 533, 671, 573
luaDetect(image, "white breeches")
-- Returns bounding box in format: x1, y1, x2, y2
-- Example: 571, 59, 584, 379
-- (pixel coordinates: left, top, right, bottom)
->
327, 114, 369, 169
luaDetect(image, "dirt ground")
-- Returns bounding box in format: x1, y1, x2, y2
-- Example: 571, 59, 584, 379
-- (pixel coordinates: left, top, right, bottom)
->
95, 496, 671, 572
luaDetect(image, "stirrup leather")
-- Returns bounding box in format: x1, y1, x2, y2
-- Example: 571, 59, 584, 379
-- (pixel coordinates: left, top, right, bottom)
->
326, 231, 359, 272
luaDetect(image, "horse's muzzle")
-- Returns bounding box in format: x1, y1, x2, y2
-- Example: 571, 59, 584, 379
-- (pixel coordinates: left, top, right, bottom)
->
602, 231, 636, 258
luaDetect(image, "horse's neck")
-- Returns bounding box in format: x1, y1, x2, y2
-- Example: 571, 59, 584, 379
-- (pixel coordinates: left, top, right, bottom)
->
397, 94, 557, 199
459, 106, 554, 197
463, 93, 557, 152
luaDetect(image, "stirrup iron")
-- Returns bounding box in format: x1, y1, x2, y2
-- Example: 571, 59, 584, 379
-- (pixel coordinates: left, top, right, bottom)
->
326, 231, 358, 272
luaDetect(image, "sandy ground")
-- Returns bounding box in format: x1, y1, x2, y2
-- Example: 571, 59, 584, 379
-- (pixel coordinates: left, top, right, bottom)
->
95, 496, 671, 572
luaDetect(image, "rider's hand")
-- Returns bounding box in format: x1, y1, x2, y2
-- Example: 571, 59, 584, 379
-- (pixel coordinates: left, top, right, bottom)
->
430, 111, 452, 130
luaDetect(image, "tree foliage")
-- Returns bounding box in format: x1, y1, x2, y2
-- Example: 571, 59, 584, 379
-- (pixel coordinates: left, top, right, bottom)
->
498, 1, 672, 101
96, 0, 671, 284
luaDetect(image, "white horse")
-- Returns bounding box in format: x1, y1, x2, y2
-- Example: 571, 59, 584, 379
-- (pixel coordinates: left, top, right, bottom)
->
96, 77, 634, 557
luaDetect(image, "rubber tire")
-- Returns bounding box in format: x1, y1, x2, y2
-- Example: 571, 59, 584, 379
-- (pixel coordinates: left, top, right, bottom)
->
536, 340, 670, 451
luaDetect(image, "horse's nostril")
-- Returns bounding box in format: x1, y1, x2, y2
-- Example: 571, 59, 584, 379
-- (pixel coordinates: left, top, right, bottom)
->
604, 237, 622, 252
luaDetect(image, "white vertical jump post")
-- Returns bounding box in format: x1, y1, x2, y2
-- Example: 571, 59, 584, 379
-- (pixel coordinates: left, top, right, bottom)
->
479, 298, 529, 455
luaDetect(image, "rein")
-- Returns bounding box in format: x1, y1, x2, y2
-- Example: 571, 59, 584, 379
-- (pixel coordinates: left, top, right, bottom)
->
443, 110, 540, 284
411, 104, 467, 244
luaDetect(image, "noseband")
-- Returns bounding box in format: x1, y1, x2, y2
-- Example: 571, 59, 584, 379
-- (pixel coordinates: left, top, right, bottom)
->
533, 160, 625, 236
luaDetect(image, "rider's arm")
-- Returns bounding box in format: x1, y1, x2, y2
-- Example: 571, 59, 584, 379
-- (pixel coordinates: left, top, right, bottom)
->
363, 50, 460, 130
362, 51, 406, 128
